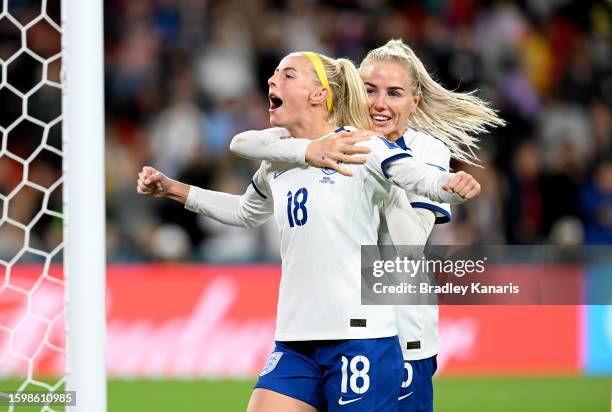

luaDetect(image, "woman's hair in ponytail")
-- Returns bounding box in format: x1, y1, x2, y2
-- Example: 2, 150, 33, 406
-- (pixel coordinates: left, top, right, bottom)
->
295, 52, 373, 129
331, 58, 373, 129
360, 39, 505, 165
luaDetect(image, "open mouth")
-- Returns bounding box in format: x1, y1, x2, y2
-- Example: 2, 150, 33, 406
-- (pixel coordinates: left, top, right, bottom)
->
269, 93, 283, 110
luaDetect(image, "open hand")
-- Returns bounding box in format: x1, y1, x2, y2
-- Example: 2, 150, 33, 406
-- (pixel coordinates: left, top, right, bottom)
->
305, 130, 374, 176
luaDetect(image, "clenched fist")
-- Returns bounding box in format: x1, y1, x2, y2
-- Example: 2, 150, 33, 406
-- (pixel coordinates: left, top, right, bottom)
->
137, 166, 190, 204
442, 171, 481, 200
137, 166, 170, 197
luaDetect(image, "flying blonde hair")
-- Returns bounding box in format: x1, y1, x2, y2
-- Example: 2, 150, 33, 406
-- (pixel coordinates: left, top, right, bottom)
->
360, 39, 505, 165
293, 52, 373, 130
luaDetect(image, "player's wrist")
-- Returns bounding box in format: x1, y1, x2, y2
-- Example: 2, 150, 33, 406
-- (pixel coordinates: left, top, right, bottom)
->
304, 140, 319, 165
165, 179, 189, 204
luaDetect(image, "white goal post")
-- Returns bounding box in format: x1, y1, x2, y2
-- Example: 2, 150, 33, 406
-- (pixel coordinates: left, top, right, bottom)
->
62, 0, 107, 411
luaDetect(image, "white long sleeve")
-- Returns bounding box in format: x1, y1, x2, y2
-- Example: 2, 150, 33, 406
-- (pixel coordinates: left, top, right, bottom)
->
184, 184, 273, 228
386, 161, 464, 204
361, 137, 465, 205
401, 130, 452, 224
230, 128, 311, 164
384, 189, 436, 246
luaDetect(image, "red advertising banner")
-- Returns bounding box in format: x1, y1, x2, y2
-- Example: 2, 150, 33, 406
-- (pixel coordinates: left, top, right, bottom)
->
438, 306, 580, 375
0, 264, 580, 378
105, 264, 280, 378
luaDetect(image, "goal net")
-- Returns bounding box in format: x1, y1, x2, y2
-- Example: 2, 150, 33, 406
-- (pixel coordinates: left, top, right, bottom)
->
0, 0, 106, 410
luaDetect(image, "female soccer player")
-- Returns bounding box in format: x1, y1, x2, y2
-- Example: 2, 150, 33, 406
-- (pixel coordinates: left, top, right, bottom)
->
228, 39, 505, 412
137, 51, 481, 412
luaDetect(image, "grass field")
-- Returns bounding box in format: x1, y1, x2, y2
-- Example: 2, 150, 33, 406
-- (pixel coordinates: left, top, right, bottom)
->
1, 376, 610, 411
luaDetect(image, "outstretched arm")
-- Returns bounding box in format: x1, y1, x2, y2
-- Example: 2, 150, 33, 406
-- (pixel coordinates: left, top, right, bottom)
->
230, 128, 373, 176
230, 128, 310, 164
137, 166, 273, 228
184, 185, 273, 228
387, 161, 480, 204
363, 138, 480, 205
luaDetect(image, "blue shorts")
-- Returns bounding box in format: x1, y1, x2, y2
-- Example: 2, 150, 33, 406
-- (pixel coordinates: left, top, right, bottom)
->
398, 356, 437, 412
255, 336, 404, 411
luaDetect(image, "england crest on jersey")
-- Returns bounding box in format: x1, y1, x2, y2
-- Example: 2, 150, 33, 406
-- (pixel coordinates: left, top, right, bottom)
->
260, 351, 283, 376
320, 167, 337, 184
322, 167, 337, 175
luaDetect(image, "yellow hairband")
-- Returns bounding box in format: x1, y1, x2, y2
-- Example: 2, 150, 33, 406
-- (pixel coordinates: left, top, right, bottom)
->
302, 52, 333, 112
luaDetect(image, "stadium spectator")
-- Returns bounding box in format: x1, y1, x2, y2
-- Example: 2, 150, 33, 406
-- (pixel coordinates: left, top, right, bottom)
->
1, 0, 610, 259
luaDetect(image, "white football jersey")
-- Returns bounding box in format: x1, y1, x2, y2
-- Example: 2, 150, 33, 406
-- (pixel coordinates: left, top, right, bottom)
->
187, 127, 463, 346
250, 130, 460, 341
379, 127, 451, 360
251, 142, 395, 341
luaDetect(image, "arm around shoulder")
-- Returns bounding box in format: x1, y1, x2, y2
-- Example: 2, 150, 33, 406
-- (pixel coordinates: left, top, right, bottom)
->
230, 128, 310, 164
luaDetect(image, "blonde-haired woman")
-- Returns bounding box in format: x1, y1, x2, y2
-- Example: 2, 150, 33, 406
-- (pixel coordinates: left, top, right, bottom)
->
138, 50, 480, 412
229, 39, 504, 412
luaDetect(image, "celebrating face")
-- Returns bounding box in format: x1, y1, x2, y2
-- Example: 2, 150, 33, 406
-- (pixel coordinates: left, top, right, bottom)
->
360, 61, 421, 141
267, 54, 329, 128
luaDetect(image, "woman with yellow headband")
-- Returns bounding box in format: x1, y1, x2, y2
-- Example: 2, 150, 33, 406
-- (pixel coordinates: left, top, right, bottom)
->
229, 40, 505, 412
137, 50, 480, 412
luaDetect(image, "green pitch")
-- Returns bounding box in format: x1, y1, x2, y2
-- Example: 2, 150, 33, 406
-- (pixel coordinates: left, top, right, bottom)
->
1, 376, 609, 411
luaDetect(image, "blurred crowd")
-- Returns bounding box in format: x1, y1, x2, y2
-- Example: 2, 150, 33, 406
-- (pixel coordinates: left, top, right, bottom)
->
0, 0, 611, 263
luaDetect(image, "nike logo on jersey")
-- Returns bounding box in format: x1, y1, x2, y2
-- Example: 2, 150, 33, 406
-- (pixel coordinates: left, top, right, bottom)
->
398, 392, 413, 401
338, 396, 363, 406
273, 171, 287, 179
